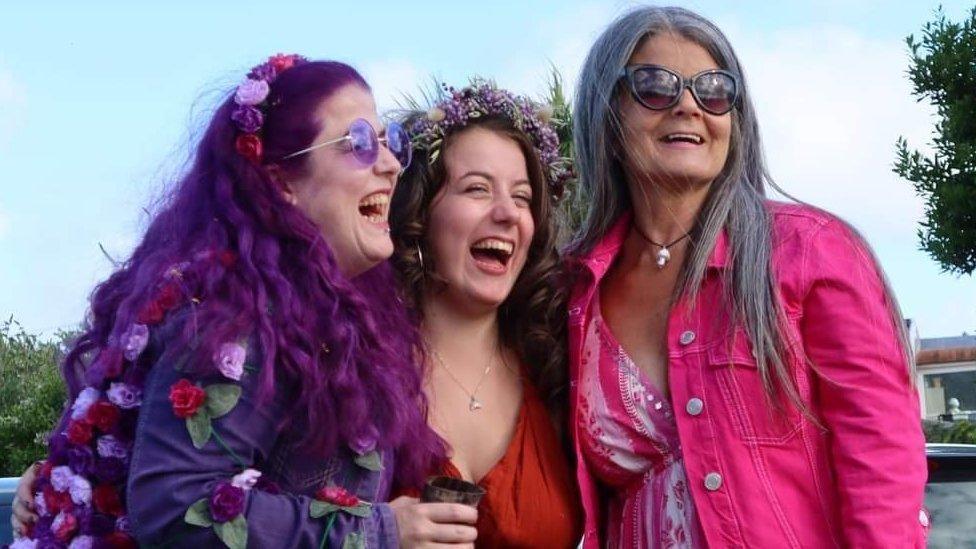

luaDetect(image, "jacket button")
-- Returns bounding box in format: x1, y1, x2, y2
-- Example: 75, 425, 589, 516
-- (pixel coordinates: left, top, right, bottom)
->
686, 398, 704, 416
704, 472, 722, 491
679, 331, 696, 345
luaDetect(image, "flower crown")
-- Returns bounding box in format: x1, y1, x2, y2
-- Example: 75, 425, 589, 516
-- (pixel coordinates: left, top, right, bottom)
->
407, 79, 574, 200
231, 53, 308, 164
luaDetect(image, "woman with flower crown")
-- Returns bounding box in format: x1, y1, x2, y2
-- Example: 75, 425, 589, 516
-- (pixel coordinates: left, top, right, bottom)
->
388, 80, 583, 547
7, 55, 480, 548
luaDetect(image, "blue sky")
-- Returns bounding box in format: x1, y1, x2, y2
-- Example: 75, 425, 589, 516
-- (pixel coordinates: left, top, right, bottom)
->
1, 1, 974, 339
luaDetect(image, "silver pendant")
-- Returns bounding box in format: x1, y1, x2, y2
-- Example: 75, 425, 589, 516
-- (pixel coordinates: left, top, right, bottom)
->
469, 397, 483, 411
656, 247, 671, 269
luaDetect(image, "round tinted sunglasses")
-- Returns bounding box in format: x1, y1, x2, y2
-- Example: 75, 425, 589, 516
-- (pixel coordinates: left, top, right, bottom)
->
283, 118, 412, 169
621, 65, 739, 116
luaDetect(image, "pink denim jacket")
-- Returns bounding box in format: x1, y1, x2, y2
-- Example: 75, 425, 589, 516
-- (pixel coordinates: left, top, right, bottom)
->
567, 202, 927, 548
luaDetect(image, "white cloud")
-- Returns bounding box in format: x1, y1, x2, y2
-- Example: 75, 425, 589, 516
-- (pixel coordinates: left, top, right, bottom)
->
733, 25, 934, 243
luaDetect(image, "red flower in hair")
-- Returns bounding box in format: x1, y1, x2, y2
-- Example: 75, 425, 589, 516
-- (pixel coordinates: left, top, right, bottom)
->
168, 378, 206, 418
235, 133, 263, 164
66, 419, 93, 445
156, 281, 182, 311
137, 300, 165, 325
87, 400, 121, 432
269, 53, 298, 73
93, 484, 124, 516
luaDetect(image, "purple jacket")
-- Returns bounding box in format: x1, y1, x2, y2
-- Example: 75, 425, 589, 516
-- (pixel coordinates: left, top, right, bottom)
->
127, 332, 399, 547
568, 202, 927, 548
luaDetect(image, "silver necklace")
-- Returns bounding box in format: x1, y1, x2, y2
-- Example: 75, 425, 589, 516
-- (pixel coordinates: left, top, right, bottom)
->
429, 348, 493, 412
632, 224, 691, 269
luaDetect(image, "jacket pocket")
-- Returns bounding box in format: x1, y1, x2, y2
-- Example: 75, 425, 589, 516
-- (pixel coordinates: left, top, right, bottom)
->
708, 330, 805, 446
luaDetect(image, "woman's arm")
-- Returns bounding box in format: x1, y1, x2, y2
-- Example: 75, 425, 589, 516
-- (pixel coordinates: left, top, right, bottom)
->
799, 218, 927, 547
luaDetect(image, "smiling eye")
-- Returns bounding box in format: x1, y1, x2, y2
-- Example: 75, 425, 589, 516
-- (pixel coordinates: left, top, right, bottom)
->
513, 193, 532, 206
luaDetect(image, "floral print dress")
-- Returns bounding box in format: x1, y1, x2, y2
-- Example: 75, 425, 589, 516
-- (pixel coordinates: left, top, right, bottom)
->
577, 291, 705, 548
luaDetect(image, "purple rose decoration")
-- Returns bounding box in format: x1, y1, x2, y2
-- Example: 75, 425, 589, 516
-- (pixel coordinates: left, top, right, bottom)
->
234, 78, 270, 106
209, 481, 245, 523
71, 387, 100, 420
10, 538, 38, 549
34, 490, 48, 515
115, 515, 130, 533
230, 468, 261, 490
50, 465, 74, 491
214, 342, 246, 381
94, 457, 125, 484
107, 382, 141, 410
231, 105, 263, 133
96, 435, 128, 460
67, 445, 95, 477
120, 324, 149, 361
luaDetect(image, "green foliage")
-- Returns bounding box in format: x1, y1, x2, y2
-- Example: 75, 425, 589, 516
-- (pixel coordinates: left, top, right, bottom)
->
923, 419, 976, 444
0, 318, 70, 477
894, 6, 976, 274
542, 67, 586, 241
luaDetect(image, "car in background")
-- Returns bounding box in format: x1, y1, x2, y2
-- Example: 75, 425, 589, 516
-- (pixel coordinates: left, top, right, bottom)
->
925, 443, 976, 547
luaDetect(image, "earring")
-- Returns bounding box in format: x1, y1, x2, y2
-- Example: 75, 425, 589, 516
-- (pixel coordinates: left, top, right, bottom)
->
416, 244, 425, 271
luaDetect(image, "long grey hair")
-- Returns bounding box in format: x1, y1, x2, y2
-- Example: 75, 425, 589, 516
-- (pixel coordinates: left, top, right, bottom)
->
570, 6, 913, 413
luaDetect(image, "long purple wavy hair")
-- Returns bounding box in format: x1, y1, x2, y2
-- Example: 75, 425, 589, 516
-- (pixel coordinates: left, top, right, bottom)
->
60, 60, 444, 487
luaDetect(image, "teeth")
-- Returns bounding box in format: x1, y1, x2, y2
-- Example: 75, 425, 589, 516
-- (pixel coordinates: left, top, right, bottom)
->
472, 238, 514, 256
359, 193, 389, 207
665, 133, 703, 144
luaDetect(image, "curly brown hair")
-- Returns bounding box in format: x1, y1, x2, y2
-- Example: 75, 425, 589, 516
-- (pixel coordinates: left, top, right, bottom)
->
390, 114, 569, 420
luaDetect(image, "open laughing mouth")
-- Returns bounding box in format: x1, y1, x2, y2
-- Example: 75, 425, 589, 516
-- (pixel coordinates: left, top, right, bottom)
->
358, 192, 389, 223
470, 237, 514, 272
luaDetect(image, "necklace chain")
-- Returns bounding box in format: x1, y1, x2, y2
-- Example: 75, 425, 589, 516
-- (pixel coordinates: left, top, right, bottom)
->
429, 348, 493, 412
632, 223, 691, 269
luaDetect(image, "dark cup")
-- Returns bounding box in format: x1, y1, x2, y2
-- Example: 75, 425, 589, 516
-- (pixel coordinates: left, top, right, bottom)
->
420, 475, 486, 507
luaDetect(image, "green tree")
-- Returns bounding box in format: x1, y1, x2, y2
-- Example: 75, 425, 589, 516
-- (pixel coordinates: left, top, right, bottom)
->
0, 318, 70, 477
894, 6, 976, 275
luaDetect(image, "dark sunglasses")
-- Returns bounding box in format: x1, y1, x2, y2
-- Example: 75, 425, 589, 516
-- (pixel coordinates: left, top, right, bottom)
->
283, 118, 412, 169
621, 64, 739, 116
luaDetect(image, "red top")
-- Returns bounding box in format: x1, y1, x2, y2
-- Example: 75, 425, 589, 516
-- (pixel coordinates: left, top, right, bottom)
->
410, 380, 583, 548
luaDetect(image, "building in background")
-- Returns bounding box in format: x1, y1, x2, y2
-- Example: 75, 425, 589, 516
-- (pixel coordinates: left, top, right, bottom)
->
914, 319, 976, 420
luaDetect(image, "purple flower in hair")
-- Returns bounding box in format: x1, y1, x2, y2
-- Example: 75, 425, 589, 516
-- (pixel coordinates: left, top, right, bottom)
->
50, 465, 74, 492
107, 382, 142, 410
71, 387, 100, 420
209, 481, 245, 523
115, 515, 131, 533
120, 323, 149, 361
248, 62, 276, 82
78, 509, 114, 537
231, 105, 264, 133
69, 475, 92, 505
235, 78, 270, 106
96, 435, 129, 460
214, 342, 247, 381
9, 538, 38, 549
34, 490, 48, 516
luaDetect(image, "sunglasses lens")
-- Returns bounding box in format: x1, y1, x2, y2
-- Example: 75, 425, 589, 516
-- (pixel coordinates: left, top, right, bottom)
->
693, 72, 736, 114
386, 122, 412, 169
631, 67, 680, 109
348, 118, 379, 167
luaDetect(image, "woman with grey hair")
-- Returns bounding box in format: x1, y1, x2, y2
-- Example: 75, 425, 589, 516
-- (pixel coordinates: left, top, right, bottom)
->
566, 6, 927, 548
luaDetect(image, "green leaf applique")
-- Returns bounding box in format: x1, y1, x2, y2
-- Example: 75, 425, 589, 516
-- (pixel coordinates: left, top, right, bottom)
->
205, 384, 242, 418
187, 413, 213, 449
342, 532, 366, 549
184, 498, 213, 527
214, 514, 248, 549
353, 450, 383, 472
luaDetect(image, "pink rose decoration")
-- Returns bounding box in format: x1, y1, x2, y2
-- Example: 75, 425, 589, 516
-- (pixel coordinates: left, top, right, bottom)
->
70, 387, 100, 420
234, 78, 270, 106
214, 342, 247, 381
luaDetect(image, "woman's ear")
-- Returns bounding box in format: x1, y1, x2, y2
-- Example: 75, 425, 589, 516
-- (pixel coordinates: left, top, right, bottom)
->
265, 164, 299, 206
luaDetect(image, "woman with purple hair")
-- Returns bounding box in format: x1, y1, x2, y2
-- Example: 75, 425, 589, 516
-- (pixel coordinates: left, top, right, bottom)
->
9, 54, 478, 548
